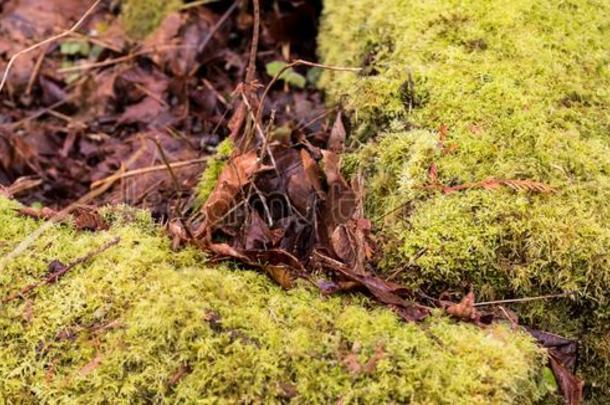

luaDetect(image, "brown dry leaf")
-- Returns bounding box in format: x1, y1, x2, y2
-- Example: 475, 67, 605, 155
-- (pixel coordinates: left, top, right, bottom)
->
116, 67, 170, 125
300, 148, 324, 198
72, 206, 108, 231
278, 382, 298, 399
363, 345, 385, 374
0, 129, 43, 178
328, 112, 346, 153
168, 363, 192, 387
79, 352, 103, 376
145, 10, 217, 77
168, 219, 189, 251
0, 0, 90, 91
263, 264, 294, 289
342, 352, 362, 375
446, 291, 480, 322
319, 150, 356, 238
200, 151, 261, 226
528, 328, 579, 371
549, 351, 584, 405
331, 225, 356, 266
313, 252, 429, 322
527, 326, 583, 404
242, 210, 272, 250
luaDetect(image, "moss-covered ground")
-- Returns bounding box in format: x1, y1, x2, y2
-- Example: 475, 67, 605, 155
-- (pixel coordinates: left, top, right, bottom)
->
0, 197, 549, 403
319, 0, 610, 400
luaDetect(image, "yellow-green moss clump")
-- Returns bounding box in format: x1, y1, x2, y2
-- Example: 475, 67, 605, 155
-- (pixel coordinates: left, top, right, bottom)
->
120, 0, 181, 39
319, 0, 610, 400
0, 197, 549, 403
195, 138, 234, 208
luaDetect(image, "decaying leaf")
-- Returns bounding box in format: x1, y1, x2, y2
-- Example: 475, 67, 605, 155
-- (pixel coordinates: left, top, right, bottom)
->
199, 151, 261, 228
72, 206, 108, 231
168, 363, 192, 387
263, 264, 294, 289
549, 352, 584, 405
79, 352, 103, 376
342, 352, 362, 375
363, 345, 385, 374
328, 112, 346, 153
445, 291, 480, 322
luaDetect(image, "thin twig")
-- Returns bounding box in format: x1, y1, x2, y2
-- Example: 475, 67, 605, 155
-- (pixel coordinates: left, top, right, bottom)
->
57, 44, 199, 74
2, 237, 120, 303
246, 0, 261, 84
0, 142, 150, 270
196, 1, 239, 54
473, 292, 572, 307
90, 157, 208, 189
149, 136, 186, 217
0, 0, 102, 94
25, 45, 49, 96
179, 0, 222, 10
2, 176, 43, 197
9, 94, 77, 130
67, 32, 123, 53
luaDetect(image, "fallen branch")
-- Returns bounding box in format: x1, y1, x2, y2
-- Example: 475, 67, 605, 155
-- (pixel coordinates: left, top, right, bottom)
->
2, 236, 120, 303
0, 0, 102, 94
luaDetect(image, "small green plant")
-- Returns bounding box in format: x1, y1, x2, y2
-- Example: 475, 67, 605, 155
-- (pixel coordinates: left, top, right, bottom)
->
195, 138, 234, 207
265, 61, 307, 89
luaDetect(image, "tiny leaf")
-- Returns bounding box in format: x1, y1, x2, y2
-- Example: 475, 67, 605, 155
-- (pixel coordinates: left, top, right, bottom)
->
265, 61, 306, 88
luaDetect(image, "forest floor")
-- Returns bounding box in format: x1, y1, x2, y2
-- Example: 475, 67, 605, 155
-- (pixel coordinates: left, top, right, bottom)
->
0, 0, 596, 403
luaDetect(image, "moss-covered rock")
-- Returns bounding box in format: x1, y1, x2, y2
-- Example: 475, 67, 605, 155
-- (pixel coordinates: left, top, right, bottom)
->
0, 197, 548, 403
319, 0, 610, 400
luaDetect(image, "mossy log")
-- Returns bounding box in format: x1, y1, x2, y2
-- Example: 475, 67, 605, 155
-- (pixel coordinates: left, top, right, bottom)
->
318, 0, 610, 400
0, 197, 547, 403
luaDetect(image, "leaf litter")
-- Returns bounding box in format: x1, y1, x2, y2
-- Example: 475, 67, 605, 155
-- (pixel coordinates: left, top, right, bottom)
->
0, 0, 582, 402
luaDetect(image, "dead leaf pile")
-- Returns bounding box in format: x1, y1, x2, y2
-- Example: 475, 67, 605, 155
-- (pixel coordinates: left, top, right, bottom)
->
0, 0, 324, 218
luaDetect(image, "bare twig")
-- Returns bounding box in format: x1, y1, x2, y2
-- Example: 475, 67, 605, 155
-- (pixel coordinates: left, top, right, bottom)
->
0, 142, 151, 269
25, 45, 49, 96
0, 0, 102, 94
90, 157, 208, 189
57, 43, 199, 74
2, 176, 43, 197
179, 0, 222, 10
246, 0, 261, 84
227, 0, 261, 145
473, 292, 572, 307
2, 237, 120, 303
149, 136, 187, 218
196, 0, 239, 54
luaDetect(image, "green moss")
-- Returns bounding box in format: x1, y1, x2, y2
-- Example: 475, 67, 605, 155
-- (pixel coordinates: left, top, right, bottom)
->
120, 0, 181, 39
195, 138, 234, 207
319, 0, 610, 400
0, 197, 549, 402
